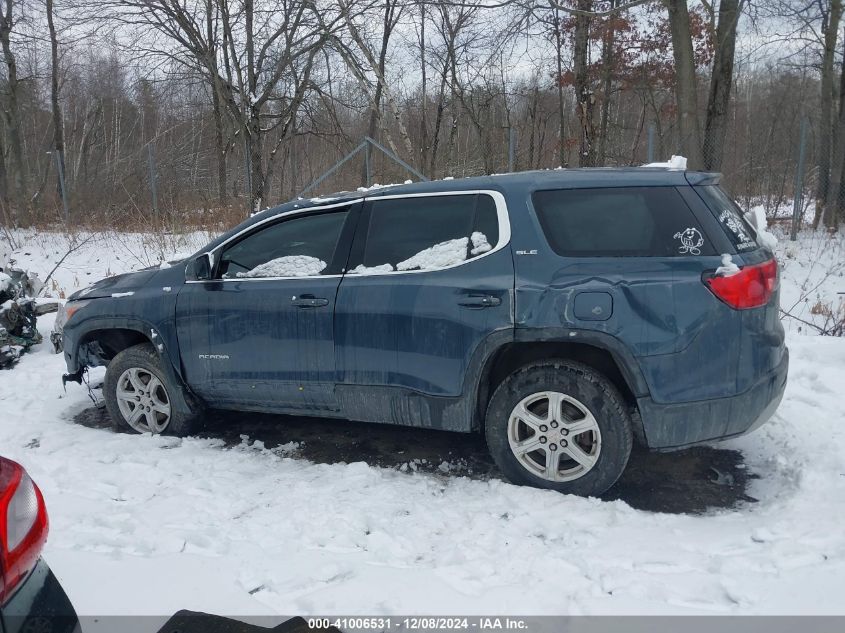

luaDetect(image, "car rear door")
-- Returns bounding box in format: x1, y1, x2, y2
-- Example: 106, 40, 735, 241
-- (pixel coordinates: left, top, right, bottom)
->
333, 191, 514, 429
175, 203, 360, 411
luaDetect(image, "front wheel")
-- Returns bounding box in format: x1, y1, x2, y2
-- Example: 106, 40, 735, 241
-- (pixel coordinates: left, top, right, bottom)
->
485, 360, 632, 496
104, 343, 198, 436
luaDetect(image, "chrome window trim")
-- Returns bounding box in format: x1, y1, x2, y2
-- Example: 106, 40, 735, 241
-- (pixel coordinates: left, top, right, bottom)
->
185, 190, 511, 283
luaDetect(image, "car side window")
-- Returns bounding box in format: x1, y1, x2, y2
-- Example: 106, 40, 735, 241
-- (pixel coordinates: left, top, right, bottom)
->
531, 186, 715, 257
217, 210, 348, 279
350, 194, 500, 274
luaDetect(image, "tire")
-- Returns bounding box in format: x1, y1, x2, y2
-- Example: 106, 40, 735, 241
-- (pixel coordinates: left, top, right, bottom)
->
485, 360, 632, 496
104, 343, 198, 436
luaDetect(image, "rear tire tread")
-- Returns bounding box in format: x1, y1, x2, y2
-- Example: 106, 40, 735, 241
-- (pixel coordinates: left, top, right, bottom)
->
484, 359, 633, 496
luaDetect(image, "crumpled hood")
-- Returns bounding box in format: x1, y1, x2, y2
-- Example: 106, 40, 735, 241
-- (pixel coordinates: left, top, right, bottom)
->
68, 269, 160, 301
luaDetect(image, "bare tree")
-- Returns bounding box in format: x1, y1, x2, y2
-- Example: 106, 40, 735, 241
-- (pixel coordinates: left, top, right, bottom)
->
573, 0, 595, 166
664, 0, 705, 168
814, 0, 843, 227
825, 25, 845, 230
0, 0, 29, 217
703, 0, 743, 170
47, 0, 67, 209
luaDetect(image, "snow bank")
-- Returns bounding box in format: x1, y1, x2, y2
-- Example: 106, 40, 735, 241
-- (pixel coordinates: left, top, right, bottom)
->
2, 324, 844, 617
236, 256, 326, 278
773, 227, 844, 334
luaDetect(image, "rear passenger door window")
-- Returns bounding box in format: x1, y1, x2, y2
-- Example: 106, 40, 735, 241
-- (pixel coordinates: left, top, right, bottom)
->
531, 187, 715, 257
350, 194, 500, 273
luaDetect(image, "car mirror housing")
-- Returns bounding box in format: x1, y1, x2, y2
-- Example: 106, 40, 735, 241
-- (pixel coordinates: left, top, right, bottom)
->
188, 253, 214, 281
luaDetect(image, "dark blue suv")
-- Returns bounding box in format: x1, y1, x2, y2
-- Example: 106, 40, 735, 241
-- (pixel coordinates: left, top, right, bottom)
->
60, 168, 788, 496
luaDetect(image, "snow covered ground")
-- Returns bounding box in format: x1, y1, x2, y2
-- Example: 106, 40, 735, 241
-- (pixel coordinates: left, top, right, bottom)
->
1, 227, 844, 622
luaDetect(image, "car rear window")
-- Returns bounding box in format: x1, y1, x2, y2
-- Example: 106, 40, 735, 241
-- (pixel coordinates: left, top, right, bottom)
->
695, 185, 759, 252
531, 186, 715, 257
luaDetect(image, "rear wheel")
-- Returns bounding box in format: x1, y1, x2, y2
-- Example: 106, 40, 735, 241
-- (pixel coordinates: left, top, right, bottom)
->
485, 360, 632, 496
104, 344, 198, 436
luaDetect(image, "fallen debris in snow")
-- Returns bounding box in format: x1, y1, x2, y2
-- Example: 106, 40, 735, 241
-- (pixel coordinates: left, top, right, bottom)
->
0, 263, 57, 367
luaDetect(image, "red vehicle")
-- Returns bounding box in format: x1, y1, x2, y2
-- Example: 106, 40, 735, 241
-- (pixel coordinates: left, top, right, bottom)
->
0, 456, 79, 633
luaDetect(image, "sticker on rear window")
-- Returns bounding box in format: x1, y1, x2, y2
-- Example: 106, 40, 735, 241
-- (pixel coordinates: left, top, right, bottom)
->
718, 209, 755, 250
673, 227, 704, 255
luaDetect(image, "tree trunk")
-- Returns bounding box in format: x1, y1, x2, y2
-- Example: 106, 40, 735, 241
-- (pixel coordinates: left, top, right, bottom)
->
418, 1, 429, 174
247, 114, 264, 214
573, 0, 595, 166
342, 2, 414, 162
429, 60, 449, 177
825, 25, 845, 231
206, 2, 227, 203
0, 0, 29, 216
703, 0, 741, 171
362, 0, 397, 184
553, 6, 567, 167
46, 0, 67, 206
598, 0, 616, 165
0, 131, 10, 226
813, 0, 843, 228
212, 79, 227, 203
665, 0, 705, 169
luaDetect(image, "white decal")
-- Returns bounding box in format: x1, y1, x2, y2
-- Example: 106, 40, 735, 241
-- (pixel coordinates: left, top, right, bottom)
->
719, 209, 750, 244
673, 227, 704, 255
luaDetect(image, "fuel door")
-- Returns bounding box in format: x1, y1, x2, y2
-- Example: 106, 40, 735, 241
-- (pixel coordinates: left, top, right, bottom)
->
574, 292, 613, 321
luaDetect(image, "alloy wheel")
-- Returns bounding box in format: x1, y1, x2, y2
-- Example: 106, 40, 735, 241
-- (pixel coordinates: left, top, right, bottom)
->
507, 391, 602, 482
115, 367, 172, 434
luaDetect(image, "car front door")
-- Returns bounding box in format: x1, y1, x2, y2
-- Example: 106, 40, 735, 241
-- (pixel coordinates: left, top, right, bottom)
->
333, 191, 514, 428
176, 203, 360, 412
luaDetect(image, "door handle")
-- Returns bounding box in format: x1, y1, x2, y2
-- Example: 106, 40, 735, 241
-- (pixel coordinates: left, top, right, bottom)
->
458, 295, 502, 308
291, 296, 329, 308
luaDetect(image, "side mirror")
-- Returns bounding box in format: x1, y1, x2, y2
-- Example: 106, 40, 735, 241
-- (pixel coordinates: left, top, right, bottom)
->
189, 253, 214, 281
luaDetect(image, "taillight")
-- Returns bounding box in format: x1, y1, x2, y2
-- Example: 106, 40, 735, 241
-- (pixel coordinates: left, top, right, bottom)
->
0, 457, 49, 605
704, 258, 778, 309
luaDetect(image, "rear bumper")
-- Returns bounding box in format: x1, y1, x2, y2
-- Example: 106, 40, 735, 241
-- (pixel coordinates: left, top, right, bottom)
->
0, 559, 80, 633
636, 347, 789, 450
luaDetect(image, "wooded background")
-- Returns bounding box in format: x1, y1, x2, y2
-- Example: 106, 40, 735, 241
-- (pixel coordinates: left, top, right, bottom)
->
0, 0, 843, 231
